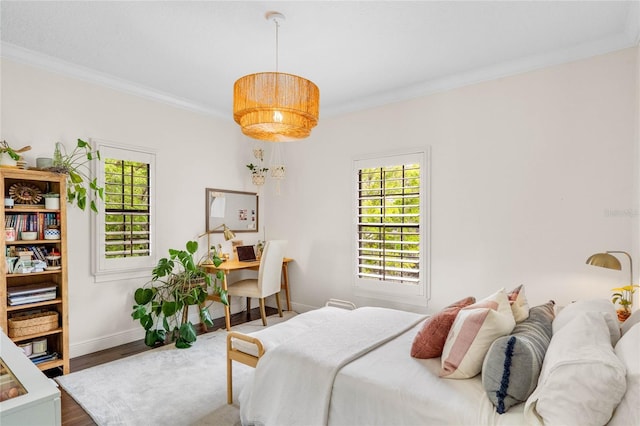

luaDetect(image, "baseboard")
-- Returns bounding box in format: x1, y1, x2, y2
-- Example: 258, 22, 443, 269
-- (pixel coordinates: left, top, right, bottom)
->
70, 328, 143, 358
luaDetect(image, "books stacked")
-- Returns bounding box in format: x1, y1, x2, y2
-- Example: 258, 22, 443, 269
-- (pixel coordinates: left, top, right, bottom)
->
7, 283, 57, 306
30, 352, 59, 365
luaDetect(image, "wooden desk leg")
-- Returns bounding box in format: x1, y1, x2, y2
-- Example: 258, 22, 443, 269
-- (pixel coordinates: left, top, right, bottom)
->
281, 263, 291, 311
223, 271, 231, 331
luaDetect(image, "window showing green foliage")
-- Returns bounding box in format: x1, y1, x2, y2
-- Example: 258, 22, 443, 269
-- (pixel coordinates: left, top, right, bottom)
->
357, 164, 420, 284
104, 158, 150, 258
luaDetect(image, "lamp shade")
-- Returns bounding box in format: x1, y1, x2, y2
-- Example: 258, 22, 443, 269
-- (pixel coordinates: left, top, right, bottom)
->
585, 252, 622, 270
233, 72, 320, 142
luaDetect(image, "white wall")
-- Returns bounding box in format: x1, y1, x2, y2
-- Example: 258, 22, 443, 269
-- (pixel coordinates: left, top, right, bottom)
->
2, 46, 638, 357
1, 58, 262, 356
266, 47, 639, 313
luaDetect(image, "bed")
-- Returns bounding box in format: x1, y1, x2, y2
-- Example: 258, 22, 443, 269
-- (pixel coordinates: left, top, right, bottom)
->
227, 297, 638, 426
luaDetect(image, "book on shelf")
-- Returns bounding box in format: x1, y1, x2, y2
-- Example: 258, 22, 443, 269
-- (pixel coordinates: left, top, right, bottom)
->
7, 283, 58, 305
8, 292, 57, 306
7, 282, 57, 297
30, 352, 59, 365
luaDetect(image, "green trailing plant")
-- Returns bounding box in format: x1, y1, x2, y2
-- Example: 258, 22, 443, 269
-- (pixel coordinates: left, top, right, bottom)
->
131, 240, 228, 349
246, 163, 269, 174
50, 139, 104, 212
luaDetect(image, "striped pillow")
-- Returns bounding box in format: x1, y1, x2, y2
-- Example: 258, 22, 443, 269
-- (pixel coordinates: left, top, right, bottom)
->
440, 289, 516, 379
481, 301, 555, 413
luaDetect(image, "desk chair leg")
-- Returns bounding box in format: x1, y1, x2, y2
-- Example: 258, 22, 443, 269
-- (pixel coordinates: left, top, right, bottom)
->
259, 298, 267, 326
246, 297, 251, 315
276, 292, 283, 317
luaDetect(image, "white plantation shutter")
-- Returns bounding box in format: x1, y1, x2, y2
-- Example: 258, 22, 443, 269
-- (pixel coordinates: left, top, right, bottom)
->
353, 150, 429, 305
92, 141, 156, 281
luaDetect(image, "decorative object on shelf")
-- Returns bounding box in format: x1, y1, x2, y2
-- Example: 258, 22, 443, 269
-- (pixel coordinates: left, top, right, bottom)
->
9, 182, 43, 204
131, 240, 229, 349
5, 227, 16, 242
45, 255, 62, 270
233, 11, 319, 142
4, 197, 14, 208
44, 227, 61, 240
43, 193, 60, 210
36, 157, 53, 169
20, 231, 37, 241
247, 163, 268, 186
47, 139, 104, 213
5, 256, 18, 274
586, 250, 638, 321
0, 141, 30, 168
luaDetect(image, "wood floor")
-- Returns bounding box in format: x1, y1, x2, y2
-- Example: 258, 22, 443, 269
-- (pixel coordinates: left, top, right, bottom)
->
60, 307, 276, 426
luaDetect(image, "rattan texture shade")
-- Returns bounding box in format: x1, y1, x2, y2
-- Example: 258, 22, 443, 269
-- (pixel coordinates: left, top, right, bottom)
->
233, 72, 320, 142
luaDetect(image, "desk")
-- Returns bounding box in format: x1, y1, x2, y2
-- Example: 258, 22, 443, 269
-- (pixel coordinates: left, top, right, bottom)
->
201, 258, 293, 330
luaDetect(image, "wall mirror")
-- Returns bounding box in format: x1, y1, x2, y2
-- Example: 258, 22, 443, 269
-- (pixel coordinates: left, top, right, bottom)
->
205, 188, 258, 233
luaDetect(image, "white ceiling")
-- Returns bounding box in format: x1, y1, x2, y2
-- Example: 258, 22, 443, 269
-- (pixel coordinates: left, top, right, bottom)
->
1, 1, 639, 120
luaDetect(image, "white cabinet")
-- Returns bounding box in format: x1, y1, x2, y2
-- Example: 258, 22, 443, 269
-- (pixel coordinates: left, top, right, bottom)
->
0, 329, 61, 426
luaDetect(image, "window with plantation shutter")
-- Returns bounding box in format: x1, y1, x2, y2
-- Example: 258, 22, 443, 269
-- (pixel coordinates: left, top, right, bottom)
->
92, 141, 156, 282
353, 150, 429, 305
104, 158, 150, 258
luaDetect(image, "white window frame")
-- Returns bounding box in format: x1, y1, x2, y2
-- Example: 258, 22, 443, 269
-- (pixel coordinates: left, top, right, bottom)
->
352, 148, 430, 306
91, 139, 157, 282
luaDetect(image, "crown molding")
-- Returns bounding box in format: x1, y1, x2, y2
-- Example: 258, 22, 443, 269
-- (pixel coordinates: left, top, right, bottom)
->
1, 42, 228, 120
325, 31, 640, 118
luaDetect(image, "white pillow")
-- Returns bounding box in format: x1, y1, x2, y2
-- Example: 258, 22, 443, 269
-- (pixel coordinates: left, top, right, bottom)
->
620, 308, 640, 336
440, 288, 515, 379
524, 312, 627, 426
507, 284, 530, 323
552, 298, 620, 346
608, 322, 640, 426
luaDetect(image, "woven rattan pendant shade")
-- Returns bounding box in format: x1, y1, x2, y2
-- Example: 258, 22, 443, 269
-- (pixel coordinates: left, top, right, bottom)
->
233, 12, 319, 142
234, 72, 319, 142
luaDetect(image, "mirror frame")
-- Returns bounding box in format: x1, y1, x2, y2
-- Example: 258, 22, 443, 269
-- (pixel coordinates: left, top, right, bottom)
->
205, 188, 259, 234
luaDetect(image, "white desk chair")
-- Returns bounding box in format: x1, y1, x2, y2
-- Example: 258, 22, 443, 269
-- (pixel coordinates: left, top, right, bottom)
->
227, 240, 287, 326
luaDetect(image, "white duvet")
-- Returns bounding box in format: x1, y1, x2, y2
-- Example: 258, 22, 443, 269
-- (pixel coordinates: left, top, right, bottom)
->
239, 307, 527, 426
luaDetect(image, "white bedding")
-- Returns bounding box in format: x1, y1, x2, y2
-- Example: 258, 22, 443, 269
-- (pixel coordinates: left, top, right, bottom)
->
240, 307, 425, 426
239, 307, 527, 426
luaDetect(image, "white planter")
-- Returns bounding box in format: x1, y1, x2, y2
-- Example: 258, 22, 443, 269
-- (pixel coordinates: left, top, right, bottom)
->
251, 174, 266, 186
0, 152, 17, 167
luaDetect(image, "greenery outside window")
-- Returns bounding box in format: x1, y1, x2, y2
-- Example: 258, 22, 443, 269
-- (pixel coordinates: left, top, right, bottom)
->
104, 159, 150, 259
353, 149, 429, 305
92, 141, 156, 281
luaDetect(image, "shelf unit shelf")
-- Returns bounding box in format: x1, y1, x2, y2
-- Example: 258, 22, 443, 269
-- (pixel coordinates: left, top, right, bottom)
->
1, 168, 69, 375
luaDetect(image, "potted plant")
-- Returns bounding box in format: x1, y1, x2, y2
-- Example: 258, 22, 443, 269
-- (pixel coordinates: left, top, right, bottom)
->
0, 141, 20, 166
247, 163, 269, 186
611, 284, 640, 322
49, 139, 104, 212
131, 240, 229, 348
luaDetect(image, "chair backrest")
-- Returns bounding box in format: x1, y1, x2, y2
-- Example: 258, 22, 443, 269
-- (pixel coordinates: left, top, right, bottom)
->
257, 240, 287, 297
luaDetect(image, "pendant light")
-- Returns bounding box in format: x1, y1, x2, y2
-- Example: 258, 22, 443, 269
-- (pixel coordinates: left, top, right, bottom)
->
233, 12, 320, 142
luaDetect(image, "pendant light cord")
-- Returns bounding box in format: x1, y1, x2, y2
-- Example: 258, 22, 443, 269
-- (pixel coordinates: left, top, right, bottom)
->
274, 17, 279, 72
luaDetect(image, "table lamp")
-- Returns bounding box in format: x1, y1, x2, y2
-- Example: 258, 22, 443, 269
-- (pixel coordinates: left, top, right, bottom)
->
585, 250, 632, 285
198, 224, 236, 265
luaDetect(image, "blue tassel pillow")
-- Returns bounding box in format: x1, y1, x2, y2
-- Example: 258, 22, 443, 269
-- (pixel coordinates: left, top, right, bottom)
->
481, 301, 555, 413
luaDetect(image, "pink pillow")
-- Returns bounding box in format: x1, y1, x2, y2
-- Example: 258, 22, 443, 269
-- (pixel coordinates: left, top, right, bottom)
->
410, 296, 476, 359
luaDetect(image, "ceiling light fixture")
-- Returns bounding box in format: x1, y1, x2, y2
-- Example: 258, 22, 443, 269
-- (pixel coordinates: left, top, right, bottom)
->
233, 11, 320, 142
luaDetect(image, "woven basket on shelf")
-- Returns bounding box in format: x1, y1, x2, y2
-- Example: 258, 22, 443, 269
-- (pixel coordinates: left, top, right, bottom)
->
8, 311, 59, 338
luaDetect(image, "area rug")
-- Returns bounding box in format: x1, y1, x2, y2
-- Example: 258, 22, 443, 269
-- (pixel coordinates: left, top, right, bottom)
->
56, 312, 297, 426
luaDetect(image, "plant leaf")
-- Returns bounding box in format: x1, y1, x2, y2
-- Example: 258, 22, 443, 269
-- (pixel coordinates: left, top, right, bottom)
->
134, 288, 153, 305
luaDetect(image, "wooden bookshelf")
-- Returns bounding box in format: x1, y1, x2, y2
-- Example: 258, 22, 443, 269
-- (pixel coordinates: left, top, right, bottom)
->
1, 168, 69, 375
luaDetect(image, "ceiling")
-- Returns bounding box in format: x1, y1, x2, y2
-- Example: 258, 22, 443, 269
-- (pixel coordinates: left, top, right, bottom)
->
1, 1, 639, 120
